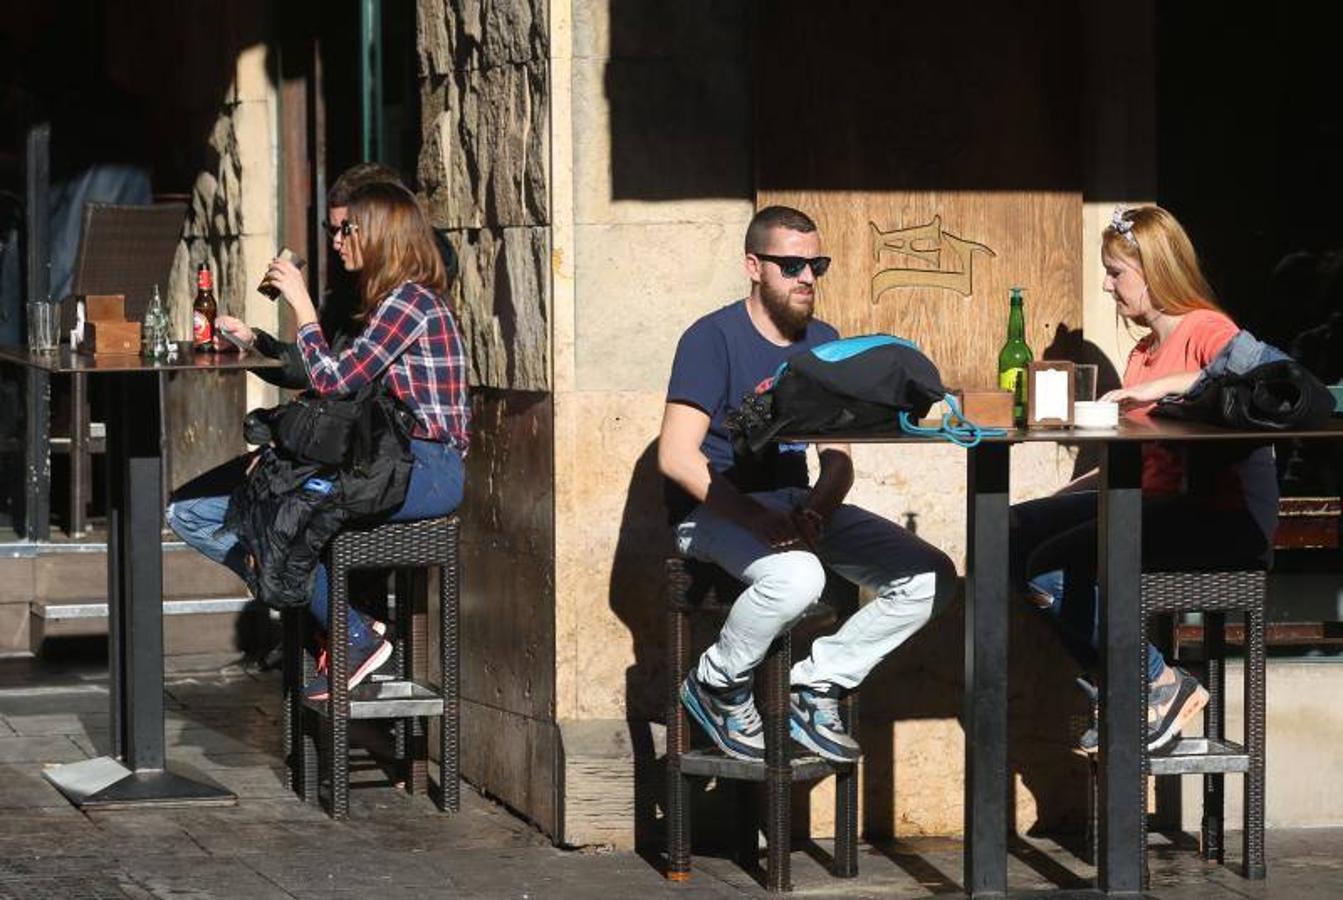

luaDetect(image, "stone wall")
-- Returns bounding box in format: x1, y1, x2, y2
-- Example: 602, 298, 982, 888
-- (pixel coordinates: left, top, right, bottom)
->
417, 0, 558, 837
418, 0, 550, 392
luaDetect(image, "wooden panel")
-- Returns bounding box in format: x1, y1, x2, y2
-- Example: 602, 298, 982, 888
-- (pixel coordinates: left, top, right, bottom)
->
760, 190, 1081, 391
757, 1, 1084, 391
164, 370, 246, 490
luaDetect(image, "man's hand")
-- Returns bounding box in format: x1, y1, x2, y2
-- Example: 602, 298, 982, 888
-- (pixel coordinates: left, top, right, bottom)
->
791, 505, 825, 550
746, 505, 807, 549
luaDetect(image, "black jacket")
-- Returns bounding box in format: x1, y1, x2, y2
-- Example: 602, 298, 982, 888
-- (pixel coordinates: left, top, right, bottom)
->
224, 389, 416, 609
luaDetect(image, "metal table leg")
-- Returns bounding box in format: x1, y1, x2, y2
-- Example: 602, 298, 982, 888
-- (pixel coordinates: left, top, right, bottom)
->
1097, 441, 1143, 894
964, 443, 1009, 897
43, 371, 234, 808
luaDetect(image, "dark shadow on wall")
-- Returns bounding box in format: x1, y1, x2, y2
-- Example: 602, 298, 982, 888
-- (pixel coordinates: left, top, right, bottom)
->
754, 1, 1084, 194
608, 441, 674, 866
604, 1, 753, 202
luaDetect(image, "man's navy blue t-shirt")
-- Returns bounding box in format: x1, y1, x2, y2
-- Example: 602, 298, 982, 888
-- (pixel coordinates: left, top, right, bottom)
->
664, 300, 839, 522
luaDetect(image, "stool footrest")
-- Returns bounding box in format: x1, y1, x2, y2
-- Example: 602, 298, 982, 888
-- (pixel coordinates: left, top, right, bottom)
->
303, 679, 446, 720
1147, 737, 1251, 775
679, 748, 850, 783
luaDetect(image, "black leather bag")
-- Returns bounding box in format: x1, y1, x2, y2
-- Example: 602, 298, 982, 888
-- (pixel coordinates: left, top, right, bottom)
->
1154, 358, 1334, 431
244, 382, 418, 467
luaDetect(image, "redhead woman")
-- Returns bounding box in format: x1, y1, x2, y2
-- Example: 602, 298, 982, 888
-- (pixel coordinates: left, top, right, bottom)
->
1010, 205, 1277, 753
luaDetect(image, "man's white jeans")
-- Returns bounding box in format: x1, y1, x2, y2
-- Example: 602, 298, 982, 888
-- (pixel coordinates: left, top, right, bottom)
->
675, 487, 957, 691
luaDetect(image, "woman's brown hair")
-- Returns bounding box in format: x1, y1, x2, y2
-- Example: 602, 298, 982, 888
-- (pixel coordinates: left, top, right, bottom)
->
346, 182, 447, 313
1102, 205, 1221, 316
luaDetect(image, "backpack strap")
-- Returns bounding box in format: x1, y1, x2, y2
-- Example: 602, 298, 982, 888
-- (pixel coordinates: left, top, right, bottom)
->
897, 392, 1007, 448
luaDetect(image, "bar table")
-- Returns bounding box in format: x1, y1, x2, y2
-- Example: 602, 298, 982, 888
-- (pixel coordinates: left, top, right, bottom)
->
786, 415, 1343, 896
1, 345, 279, 807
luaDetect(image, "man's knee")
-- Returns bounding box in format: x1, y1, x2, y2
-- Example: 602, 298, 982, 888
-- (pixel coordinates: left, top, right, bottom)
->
748, 551, 827, 615
873, 551, 958, 625
928, 551, 959, 615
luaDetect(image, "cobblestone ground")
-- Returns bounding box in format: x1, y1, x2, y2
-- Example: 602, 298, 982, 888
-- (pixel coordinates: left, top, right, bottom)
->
0, 659, 1340, 899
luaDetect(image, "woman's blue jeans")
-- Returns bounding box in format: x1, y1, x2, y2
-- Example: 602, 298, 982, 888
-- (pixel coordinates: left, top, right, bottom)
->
1009, 490, 1270, 683
166, 439, 464, 649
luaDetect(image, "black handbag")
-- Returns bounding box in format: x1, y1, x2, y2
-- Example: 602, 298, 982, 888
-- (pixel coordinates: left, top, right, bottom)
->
244, 381, 415, 468
1153, 358, 1333, 431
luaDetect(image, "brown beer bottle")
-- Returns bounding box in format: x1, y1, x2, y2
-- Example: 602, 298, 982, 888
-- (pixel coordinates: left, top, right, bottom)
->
191, 263, 217, 352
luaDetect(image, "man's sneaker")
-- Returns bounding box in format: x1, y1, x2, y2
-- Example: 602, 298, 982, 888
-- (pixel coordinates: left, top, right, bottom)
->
1076, 669, 1209, 755
679, 674, 765, 761
789, 683, 861, 763
304, 637, 394, 702
1147, 667, 1208, 752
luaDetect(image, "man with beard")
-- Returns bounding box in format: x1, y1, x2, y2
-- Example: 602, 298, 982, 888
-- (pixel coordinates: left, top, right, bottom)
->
658, 206, 956, 762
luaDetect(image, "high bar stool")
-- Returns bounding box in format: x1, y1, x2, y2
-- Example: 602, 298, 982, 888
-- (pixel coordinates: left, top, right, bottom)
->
1086, 568, 1267, 884
665, 556, 860, 893
283, 514, 461, 820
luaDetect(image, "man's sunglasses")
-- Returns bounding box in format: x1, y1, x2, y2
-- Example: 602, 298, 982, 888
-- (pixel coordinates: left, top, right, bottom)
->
752, 253, 831, 278
325, 220, 359, 238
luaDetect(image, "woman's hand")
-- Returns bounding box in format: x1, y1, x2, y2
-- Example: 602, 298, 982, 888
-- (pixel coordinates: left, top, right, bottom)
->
215, 315, 254, 346
264, 256, 317, 326
1101, 371, 1200, 408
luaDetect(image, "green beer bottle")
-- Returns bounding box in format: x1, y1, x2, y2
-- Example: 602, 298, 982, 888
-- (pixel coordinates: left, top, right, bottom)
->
997, 286, 1033, 425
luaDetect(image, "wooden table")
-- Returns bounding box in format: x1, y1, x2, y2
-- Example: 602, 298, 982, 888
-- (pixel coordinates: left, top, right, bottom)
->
786, 416, 1343, 896
0, 346, 279, 807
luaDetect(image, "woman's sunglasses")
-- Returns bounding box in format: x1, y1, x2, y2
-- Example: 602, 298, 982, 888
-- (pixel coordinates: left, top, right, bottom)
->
325, 220, 359, 238
753, 253, 831, 278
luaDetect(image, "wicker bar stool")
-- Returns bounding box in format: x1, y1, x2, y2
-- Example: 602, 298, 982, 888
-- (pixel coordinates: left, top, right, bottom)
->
1086, 568, 1267, 883
665, 557, 860, 893
283, 514, 461, 820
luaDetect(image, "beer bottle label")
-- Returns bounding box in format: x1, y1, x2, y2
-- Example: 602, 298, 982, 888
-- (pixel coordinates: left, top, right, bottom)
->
193, 310, 212, 344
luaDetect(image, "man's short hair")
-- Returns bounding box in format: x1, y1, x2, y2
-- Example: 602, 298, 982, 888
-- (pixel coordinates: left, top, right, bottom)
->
745, 205, 818, 253
328, 162, 406, 207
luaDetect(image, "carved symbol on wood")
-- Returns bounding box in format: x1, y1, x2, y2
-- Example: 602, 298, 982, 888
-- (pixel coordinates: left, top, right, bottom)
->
869, 216, 996, 303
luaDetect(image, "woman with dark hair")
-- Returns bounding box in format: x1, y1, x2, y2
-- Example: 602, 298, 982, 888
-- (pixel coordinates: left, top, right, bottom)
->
168, 181, 470, 699
1011, 205, 1277, 754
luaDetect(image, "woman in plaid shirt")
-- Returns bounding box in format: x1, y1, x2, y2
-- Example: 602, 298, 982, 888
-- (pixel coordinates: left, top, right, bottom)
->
168, 181, 470, 700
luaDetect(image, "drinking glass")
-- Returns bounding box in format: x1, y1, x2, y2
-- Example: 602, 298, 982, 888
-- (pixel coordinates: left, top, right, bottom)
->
1074, 364, 1099, 402
26, 301, 59, 353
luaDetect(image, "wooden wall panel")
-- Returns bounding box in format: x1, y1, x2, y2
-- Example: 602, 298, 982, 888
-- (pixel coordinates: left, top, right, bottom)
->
758, 190, 1080, 391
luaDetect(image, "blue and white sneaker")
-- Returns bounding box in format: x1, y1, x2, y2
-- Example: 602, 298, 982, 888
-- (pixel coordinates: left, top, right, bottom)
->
679, 674, 765, 761
790, 683, 860, 763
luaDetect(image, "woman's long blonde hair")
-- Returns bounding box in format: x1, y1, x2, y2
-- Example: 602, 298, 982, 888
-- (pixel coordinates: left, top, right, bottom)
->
346, 182, 447, 313
1103, 205, 1221, 316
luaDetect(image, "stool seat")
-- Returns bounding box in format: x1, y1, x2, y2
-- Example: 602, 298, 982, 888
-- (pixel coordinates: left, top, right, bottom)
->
283, 514, 461, 820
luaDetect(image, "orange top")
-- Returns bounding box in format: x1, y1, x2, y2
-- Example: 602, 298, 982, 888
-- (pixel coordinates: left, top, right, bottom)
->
1122, 308, 1239, 496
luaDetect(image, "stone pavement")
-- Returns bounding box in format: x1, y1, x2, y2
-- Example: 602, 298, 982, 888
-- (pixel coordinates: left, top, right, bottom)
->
1, 656, 1341, 899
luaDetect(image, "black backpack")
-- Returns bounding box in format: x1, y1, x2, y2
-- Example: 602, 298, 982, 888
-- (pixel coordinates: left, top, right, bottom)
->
727, 334, 1003, 456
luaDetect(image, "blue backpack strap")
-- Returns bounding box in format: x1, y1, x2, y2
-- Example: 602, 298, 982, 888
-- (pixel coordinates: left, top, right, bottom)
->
809, 333, 919, 361
898, 393, 1007, 448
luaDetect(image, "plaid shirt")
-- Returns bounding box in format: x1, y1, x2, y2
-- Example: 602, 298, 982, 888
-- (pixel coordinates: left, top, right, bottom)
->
297, 281, 470, 451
